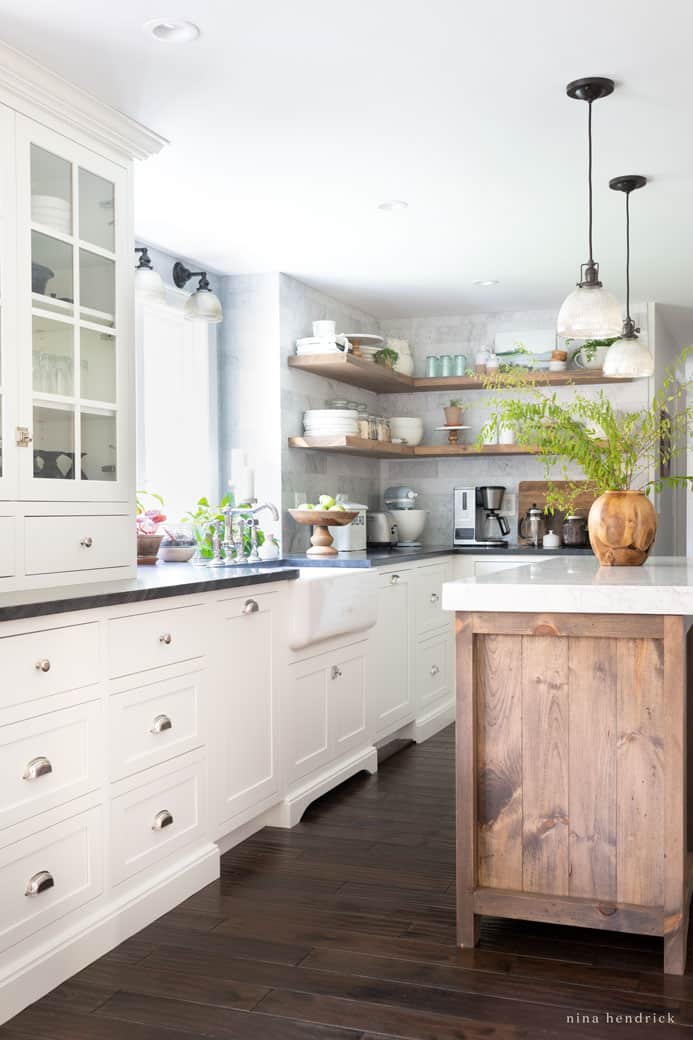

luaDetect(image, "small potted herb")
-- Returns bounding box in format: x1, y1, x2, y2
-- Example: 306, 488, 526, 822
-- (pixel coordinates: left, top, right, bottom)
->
374, 346, 399, 369
444, 399, 464, 425
136, 491, 166, 564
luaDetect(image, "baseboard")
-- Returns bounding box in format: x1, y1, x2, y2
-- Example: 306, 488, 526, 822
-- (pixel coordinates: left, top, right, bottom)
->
216, 806, 281, 855
266, 746, 378, 828
0, 842, 219, 1025
406, 698, 455, 743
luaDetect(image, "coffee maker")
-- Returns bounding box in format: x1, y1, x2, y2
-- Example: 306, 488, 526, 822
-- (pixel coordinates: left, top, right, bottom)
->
453, 486, 511, 546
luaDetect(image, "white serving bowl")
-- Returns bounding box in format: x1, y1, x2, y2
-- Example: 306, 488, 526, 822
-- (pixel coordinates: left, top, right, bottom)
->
159, 545, 195, 562
390, 508, 427, 544
389, 417, 424, 446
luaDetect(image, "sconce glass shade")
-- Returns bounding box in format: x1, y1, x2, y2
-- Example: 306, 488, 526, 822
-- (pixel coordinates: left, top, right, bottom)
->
603, 335, 654, 378
556, 285, 623, 340
183, 287, 223, 324
134, 264, 166, 303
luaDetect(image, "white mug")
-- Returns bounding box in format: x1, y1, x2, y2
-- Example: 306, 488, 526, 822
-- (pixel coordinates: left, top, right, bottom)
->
313, 320, 336, 339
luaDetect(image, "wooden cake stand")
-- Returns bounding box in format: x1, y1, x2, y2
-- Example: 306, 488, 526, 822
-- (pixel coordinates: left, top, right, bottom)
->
289, 509, 358, 557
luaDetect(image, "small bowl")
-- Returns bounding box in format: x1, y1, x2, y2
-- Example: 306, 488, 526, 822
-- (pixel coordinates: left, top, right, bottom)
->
389, 417, 424, 446
159, 545, 196, 562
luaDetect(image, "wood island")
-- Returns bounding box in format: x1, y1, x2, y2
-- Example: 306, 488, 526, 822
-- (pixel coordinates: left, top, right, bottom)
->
442, 557, 693, 974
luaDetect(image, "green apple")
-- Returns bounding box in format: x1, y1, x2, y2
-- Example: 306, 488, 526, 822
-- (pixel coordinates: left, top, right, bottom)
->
329, 504, 346, 511
318, 494, 336, 509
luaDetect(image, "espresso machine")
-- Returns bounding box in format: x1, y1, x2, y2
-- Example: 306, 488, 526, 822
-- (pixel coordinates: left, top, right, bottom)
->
453, 486, 511, 546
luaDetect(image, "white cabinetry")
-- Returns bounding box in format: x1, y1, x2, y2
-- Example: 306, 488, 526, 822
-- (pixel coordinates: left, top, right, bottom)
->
372, 567, 414, 738
0, 40, 163, 591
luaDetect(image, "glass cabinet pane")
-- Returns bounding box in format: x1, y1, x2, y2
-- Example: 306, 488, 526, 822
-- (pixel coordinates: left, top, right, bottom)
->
0, 399, 3, 478
80, 328, 115, 403
33, 404, 76, 479
32, 231, 74, 313
31, 145, 72, 236
81, 410, 116, 481
79, 249, 114, 324
79, 168, 114, 252
32, 316, 74, 396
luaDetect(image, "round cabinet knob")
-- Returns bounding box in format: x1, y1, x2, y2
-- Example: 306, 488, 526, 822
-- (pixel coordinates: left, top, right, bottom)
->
150, 714, 172, 734
25, 870, 54, 897
22, 756, 53, 781
390, 574, 400, 585
430, 664, 440, 677
35, 659, 51, 673
159, 633, 172, 645
430, 592, 440, 604
152, 809, 174, 830
331, 665, 343, 680
242, 599, 259, 615
80, 536, 93, 548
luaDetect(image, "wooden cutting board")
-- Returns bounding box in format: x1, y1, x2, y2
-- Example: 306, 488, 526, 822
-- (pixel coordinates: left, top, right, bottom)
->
517, 480, 597, 543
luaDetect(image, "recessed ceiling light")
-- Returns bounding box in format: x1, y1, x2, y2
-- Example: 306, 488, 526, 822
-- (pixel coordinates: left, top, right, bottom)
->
472, 279, 499, 287
378, 200, 408, 212
144, 19, 200, 43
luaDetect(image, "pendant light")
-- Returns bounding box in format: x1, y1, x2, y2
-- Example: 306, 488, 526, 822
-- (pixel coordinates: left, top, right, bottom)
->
172, 261, 223, 324
134, 246, 166, 303
557, 77, 622, 340
603, 175, 654, 378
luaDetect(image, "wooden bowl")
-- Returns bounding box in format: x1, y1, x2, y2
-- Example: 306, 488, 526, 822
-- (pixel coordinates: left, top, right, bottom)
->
288, 509, 358, 556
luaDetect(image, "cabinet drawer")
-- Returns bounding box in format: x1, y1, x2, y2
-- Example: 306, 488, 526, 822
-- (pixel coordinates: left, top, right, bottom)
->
218, 589, 275, 619
108, 604, 205, 678
25, 515, 133, 576
0, 623, 100, 710
110, 758, 205, 884
414, 564, 449, 636
0, 516, 16, 577
0, 806, 102, 954
416, 630, 453, 709
110, 671, 203, 781
0, 698, 102, 831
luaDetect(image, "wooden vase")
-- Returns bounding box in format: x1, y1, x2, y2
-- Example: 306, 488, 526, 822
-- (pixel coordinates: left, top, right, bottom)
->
587, 490, 657, 566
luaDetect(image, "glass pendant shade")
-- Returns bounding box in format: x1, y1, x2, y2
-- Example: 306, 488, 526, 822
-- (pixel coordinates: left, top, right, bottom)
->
603, 335, 654, 378
134, 264, 166, 303
556, 284, 623, 340
184, 287, 223, 324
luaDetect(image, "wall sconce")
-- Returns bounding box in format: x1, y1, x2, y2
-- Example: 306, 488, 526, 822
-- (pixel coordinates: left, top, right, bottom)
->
172, 261, 223, 323
134, 246, 166, 303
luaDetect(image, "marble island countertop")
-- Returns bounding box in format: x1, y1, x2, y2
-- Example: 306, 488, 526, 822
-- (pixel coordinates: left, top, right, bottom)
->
442, 556, 693, 616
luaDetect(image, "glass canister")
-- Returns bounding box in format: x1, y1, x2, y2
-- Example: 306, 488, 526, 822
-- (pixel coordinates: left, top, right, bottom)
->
367, 414, 379, 440
356, 404, 369, 439
440, 354, 454, 377
562, 513, 588, 547
453, 354, 467, 376
376, 416, 388, 441
425, 355, 441, 378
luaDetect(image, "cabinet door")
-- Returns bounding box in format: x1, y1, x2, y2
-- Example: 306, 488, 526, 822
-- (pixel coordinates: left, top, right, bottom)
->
0, 103, 18, 501
372, 571, 413, 738
15, 115, 131, 502
331, 647, 369, 759
216, 601, 279, 825
286, 658, 331, 785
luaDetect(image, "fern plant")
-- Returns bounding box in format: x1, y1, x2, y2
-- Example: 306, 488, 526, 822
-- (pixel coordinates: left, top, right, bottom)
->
477, 348, 693, 513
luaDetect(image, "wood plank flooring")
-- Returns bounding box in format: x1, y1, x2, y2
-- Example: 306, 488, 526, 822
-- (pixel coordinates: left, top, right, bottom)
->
4, 726, 693, 1039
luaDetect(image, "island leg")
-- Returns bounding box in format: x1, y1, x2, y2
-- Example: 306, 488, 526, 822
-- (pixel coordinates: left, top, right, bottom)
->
455, 613, 480, 946
663, 617, 690, 974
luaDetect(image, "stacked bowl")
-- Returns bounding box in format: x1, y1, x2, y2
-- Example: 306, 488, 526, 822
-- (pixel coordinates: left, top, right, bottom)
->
32, 195, 71, 235
303, 409, 359, 437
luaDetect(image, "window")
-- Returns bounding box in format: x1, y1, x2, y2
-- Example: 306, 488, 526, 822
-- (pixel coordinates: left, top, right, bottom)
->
135, 293, 218, 522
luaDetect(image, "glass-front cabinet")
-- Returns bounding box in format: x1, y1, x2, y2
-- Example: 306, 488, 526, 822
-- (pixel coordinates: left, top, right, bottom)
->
0, 103, 16, 502
17, 116, 129, 501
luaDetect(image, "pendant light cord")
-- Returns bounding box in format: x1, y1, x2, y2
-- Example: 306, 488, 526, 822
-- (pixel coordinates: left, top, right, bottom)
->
625, 190, 631, 322
587, 100, 594, 264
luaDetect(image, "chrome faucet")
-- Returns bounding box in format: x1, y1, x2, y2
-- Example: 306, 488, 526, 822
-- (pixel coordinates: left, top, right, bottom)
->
221, 501, 279, 564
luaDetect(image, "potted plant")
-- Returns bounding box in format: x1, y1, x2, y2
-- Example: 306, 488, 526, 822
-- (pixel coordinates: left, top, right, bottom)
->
478, 349, 693, 566
136, 491, 166, 564
374, 346, 399, 369
444, 399, 464, 426
568, 336, 619, 370
181, 494, 266, 563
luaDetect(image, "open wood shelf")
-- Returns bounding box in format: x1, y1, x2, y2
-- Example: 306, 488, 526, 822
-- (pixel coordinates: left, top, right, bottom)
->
288, 353, 633, 393
288, 435, 537, 459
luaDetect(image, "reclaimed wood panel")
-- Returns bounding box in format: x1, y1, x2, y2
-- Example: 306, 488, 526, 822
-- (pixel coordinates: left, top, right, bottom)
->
568, 637, 617, 902
616, 638, 664, 907
663, 616, 687, 974
471, 612, 664, 640
454, 614, 479, 946
476, 635, 523, 890
521, 636, 569, 896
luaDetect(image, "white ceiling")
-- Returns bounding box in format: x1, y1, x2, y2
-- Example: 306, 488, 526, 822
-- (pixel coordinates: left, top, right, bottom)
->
1, 0, 692, 319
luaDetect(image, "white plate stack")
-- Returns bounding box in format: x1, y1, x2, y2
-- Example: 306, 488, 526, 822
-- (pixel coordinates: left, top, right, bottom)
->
303, 409, 359, 437
295, 334, 351, 356
32, 195, 71, 235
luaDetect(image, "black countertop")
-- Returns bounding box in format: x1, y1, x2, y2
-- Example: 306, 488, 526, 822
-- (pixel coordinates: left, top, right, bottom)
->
0, 563, 299, 623
281, 544, 595, 568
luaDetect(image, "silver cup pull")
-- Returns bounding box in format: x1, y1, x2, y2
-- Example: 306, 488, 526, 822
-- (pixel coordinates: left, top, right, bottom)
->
242, 599, 259, 615
390, 573, 400, 585
152, 809, 174, 830
80, 536, 93, 548
25, 870, 54, 897
23, 756, 53, 781
430, 592, 440, 604
430, 664, 440, 677
150, 714, 172, 734
35, 659, 51, 673
159, 633, 172, 645
331, 665, 342, 680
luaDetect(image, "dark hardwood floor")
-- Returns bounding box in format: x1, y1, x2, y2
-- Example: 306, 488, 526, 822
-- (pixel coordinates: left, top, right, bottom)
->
4, 725, 693, 1039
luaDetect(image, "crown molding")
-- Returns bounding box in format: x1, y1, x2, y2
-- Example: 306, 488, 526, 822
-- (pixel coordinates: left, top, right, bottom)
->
0, 38, 167, 160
